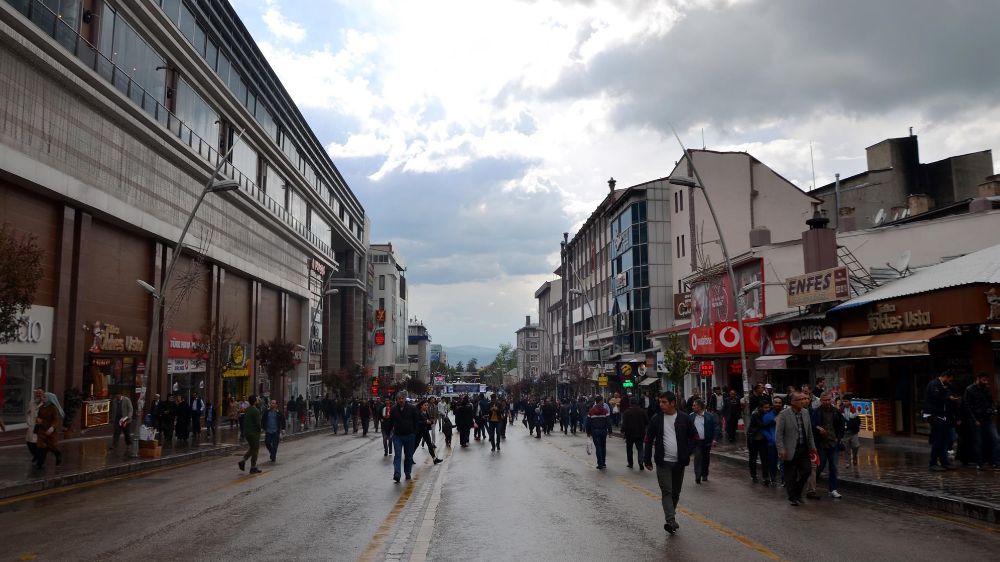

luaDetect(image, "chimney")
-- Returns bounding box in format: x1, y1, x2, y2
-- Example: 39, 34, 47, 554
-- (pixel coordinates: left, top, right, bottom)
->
608, 177, 617, 192
802, 209, 838, 273
526, 315, 531, 327
978, 174, 1000, 198
907, 194, 933, 216
838, 206, 856, 233
749, 226, 771, 248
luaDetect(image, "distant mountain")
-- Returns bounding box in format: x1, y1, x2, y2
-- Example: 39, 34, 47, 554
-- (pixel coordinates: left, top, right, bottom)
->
444, 345, 498, 367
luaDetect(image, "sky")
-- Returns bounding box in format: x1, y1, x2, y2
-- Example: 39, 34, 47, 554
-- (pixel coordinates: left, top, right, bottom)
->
229, 0, 1000, 349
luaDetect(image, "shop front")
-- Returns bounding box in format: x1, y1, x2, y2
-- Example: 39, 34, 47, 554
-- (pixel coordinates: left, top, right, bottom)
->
222, 342, 251, 401
757, 314, 840, 393
166, 331, 206, 402
0, 305, 53, 431
823, 286, 996, 436
81, 321, 145, 430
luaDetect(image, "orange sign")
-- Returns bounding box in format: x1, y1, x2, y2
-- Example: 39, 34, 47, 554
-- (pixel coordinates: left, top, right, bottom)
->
375, 309, 386, 324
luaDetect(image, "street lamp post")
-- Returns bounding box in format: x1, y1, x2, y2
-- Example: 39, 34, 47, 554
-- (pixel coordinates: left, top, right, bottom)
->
135, 134, 245, 453
667, 127, 750, 395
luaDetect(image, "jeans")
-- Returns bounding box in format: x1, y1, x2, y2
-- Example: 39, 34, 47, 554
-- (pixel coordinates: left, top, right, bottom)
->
766, 443, 779, 482
748, 439, 767, 479
392, 433, 416, 477
655, 462, 685, 526
929, 418, 951, 467
488, 421, 501, 448
264, 431, 280, 461
692, 442, 712, 479
591, 431, 608, 467
382, 429, 392, 454
625, 437, 644, 467
818, 446, 839, 492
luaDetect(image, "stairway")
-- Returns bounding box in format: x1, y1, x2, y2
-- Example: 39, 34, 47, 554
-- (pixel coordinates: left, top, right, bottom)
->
837, 245, 879, 296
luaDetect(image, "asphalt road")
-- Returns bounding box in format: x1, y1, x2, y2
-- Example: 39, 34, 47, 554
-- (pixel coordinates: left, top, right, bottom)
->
1, 420, 998, 562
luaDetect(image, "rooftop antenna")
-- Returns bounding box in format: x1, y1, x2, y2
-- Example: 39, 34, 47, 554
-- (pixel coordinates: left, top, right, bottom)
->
701, 127, 705, 149
810, 141, 817, 191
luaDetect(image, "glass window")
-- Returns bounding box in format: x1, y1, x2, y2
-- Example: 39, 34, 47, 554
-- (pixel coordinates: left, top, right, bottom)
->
309, 209, 330, 242
256, 103, 277, 142
379, 275, 385, 290
173, 78, 218, 146
274, 172, 288, 208
178, 2, 197, 44
289, 189, 307, 225
98, 2, 115, 58
193, 23, 206, 56
204, 39, 218, 70
230, 139, 257, 184
216, 51, 231, 85
161, 0, 181, 22
110, 13, 166, 103
229, 72, 247, 106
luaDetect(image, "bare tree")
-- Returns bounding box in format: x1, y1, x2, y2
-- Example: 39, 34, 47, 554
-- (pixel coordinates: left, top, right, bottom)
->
0, 225, 43, 343
194, 318, 239, 445
164, 227, 214, 325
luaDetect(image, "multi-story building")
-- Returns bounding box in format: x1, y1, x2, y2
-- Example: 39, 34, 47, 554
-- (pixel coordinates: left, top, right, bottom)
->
534, 279, 562, 376
370, 243, 407, 380
0, 0, 367, 435
515, 316, 540, 381
810, 134, 994, 232
407, 321, 431, 382
560, 179, 624, 377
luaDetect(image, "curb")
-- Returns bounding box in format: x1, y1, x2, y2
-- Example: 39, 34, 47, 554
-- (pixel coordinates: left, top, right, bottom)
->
0, 427, 331, 501
709, 449, 1000, 524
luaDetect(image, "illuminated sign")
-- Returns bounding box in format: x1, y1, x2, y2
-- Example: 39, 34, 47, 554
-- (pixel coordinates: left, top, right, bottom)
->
374, 330, 386, 346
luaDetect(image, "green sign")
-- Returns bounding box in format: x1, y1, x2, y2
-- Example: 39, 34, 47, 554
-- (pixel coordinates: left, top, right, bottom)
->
622, 379, 634, 388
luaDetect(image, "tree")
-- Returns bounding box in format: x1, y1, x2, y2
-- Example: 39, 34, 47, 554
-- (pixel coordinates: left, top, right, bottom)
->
466, 358, 478, 373
256, 338, 297, 402
485, 342, 516, 388
405, 377, 429, 396
0, 225, 44, 343
455, 361, 464, 373
565, 361, 593, 397
194, 319, 238, 445
663, 333, 693, 392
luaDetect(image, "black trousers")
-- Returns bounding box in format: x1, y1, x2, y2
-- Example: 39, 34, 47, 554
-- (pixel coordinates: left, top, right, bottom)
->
113, 422, 132, 446
783, 447, 811, 500
748, 439, 767, 479
625, 437, 643, 467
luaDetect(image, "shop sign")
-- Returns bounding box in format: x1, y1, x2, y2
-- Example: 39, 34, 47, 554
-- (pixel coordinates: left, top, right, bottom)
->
167, 331, 200, 359
789, 325, 838, 350
167, 359, 204, 374
374, 330, 386, 346
310, 258, 326, 277
376, 309, 386, 324
616, 272, 629, 291
83, 399, 110, 428
761, 325, 791, 355
673, 292, 691, 319
597, 373, 608, 387
786, 266, 850, 307
867, 303, 931, 333
689, 322, 760, 355
88, 321, 143, 354
699, 362, 714, 377
655, 351, 665, 373
222, 342, 250, 378
0, 305, 54, 355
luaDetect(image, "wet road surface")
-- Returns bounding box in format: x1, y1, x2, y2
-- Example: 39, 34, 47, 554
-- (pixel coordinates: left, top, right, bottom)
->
1, 421, 999, 561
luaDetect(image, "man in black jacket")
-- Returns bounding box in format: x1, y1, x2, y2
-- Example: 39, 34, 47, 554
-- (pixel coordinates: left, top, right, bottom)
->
963, 373, 997, 469
389, 393, 421, 482
644, 391, 699, 535
621, 401, 648, 470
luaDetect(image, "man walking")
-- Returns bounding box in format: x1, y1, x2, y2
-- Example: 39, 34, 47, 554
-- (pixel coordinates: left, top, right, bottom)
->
190, 392, 205, 440
689, 399, 716, 483
776, 392, 817, 505
644, 391, 698, 535
723, 389, 740, 443
389, 393, 420, 482
587, 395, 611, 469
963, 373, 998, 470
811, 392, 845, 498
238, 395, 262, 474
109, 391, 133, 451
621, 398, 648, 470
263, 399, 286, 463
924, 370, 959, 471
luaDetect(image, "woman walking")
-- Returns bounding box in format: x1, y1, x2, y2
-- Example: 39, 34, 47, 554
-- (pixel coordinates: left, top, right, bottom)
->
25, 387, 43, 464
34, 392, 63, 469
417, 401, 443, 465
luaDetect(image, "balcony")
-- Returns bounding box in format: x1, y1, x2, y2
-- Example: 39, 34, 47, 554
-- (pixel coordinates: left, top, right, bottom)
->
7, 0, 334, 260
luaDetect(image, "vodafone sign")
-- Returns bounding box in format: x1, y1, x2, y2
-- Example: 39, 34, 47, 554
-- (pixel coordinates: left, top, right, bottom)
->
689, 323, 760, 355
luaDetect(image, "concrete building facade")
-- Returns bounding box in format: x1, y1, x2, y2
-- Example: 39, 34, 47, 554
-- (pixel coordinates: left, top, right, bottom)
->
515, 316, 540, 381
0, 0, 366, 435
370, 243, 407, 380
407, 321, 431, 382
534, 279, 562, 377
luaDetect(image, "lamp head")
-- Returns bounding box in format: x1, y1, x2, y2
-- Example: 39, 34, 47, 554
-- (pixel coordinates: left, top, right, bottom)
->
208, 179, 240, 193
667, 176, 698, 188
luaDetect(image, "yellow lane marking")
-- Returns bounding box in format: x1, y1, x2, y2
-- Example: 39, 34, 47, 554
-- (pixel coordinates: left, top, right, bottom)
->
18, 553, 37, 560
547, 438, 786, 561
0, 458, 213, 507
359, 473, 421, 562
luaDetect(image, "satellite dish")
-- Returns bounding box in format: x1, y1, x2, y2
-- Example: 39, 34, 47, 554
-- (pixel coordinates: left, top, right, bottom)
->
887, 249, 912, 276
873, 208, 886, 226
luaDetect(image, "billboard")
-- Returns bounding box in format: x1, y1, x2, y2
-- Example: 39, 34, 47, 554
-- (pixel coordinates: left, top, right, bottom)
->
786, 266, 850, 307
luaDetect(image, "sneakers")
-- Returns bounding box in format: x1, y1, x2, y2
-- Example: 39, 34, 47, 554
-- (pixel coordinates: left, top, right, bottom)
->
405, 474, 412, 480
433, 458, 444, 465
393, 473, 401, 482
789, 498, 800, 506
238, 460, 246, 471
829, 490, 842, 499
249, 467, 262, 474
664, 521, 679, 534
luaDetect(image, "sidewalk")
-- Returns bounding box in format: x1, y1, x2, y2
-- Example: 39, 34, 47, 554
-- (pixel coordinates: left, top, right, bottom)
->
709, 438, 1000, 524
0, 423, 329, 501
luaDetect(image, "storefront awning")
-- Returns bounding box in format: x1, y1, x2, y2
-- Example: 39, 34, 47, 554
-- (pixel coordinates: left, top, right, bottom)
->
754, 355, 793, 370
820, 327, 953, 361
638, 377, 659, 386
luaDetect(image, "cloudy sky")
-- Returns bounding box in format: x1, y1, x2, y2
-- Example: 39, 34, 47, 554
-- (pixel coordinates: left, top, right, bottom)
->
230, 0, 1000, 349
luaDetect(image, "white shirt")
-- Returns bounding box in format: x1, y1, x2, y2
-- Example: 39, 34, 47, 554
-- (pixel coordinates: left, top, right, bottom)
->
693, 412, 705, 440
662, 413, 678, 463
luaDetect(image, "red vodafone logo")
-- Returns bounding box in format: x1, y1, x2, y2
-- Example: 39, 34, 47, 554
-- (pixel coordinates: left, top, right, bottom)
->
718, 325, 740, 350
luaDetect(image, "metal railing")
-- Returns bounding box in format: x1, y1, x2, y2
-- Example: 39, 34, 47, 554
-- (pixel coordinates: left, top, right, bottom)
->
6, 0, 333, 259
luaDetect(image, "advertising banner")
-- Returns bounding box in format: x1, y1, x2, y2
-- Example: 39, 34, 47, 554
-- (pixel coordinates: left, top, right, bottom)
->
786, 266, 850, 307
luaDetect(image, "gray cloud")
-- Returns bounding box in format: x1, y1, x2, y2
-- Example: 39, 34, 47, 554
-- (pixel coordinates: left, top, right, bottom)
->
544, 0, 1000, 132
343, 156, 571, 285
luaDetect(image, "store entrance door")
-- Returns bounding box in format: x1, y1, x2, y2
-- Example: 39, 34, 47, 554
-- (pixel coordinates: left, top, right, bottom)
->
0, 355, 49, 430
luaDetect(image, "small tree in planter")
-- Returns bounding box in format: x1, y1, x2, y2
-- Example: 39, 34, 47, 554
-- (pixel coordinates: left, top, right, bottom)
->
256, 338, 296, 402
663, 333, 693, 394
0, 225, 43, 344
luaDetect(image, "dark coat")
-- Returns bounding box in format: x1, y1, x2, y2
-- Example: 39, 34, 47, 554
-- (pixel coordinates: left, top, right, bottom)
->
621, 405, 648, 440
643, 411, 699, 468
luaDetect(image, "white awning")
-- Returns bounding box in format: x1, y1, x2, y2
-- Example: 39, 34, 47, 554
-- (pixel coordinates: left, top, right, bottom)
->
638, 377, 659, 387
754, 355, 794, 370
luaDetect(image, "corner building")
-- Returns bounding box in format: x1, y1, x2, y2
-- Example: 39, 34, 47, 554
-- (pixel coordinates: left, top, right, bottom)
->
0, 1, 367, 436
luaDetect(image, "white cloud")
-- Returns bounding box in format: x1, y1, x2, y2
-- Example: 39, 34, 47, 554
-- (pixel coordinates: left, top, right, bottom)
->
262, 0, 307, 43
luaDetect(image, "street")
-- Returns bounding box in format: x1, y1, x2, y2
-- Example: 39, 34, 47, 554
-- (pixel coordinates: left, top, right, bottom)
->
2, 422, 998, 562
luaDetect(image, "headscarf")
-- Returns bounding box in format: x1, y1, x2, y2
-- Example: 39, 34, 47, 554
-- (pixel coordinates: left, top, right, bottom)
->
44, 392, 65, 419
